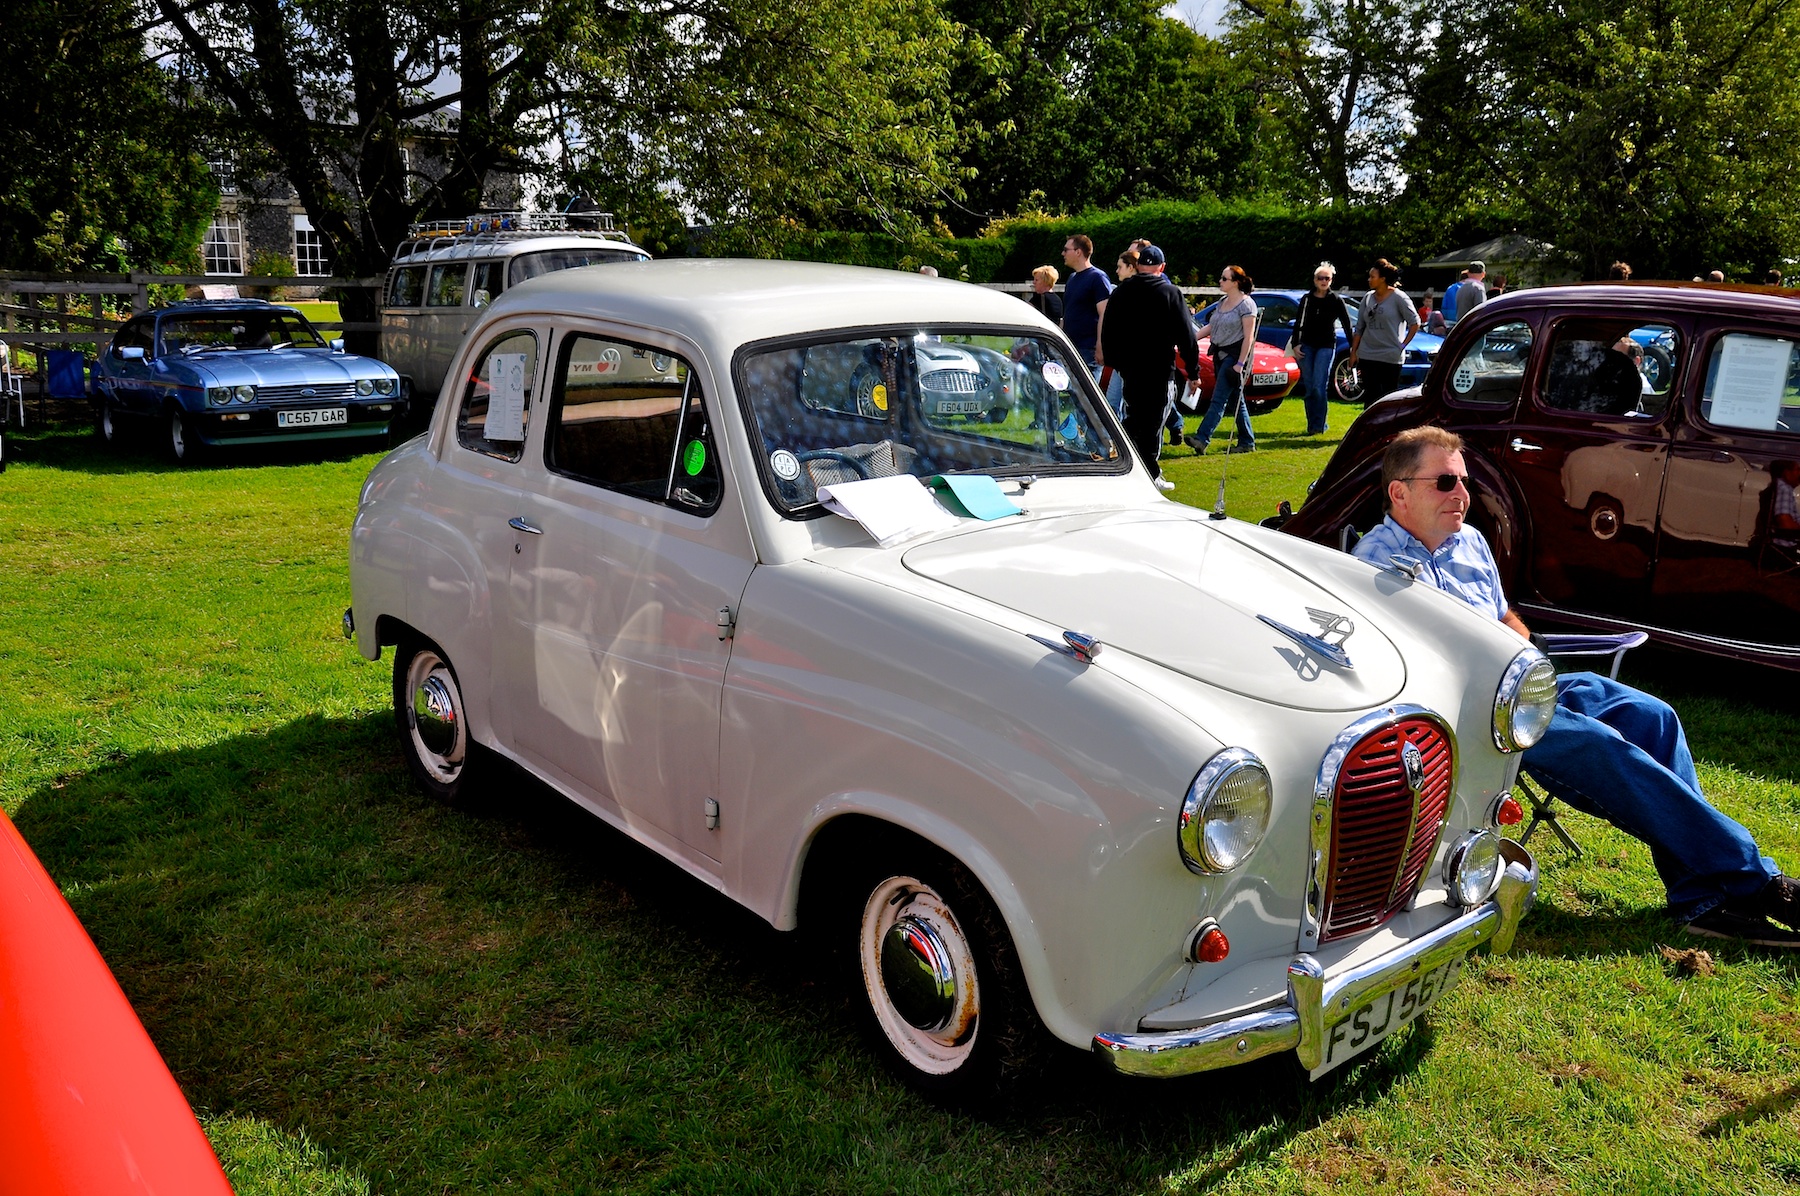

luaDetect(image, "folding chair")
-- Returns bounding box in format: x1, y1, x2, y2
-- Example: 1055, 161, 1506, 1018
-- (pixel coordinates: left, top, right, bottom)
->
1515, 630, 1650, 857
0, 342, 23, 428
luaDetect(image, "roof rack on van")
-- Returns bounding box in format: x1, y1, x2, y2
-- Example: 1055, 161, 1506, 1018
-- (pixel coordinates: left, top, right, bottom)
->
393, 211, 634, 260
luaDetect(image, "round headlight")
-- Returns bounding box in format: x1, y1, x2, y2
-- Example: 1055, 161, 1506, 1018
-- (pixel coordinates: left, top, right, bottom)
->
1443, 830, 1503, 906
375, 377, 396, 395
1178, 749, 1273, 874
652, 354, 671, 373
234, 384, 255, 403
1493, 649, 1557, 752
207, 386, 232, 406
356, 378, 376, 396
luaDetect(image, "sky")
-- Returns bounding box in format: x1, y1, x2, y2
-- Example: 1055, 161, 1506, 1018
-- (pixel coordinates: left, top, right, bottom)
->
1168, 0, 1230, 36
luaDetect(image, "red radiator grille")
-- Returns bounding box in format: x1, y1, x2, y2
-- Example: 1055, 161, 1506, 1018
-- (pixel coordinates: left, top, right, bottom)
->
1319, 717, 1453, 943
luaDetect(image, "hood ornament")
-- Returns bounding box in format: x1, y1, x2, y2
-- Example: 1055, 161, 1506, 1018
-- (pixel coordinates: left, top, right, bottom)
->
1258, 608, 1355, 670
1026, 629, 1102, 664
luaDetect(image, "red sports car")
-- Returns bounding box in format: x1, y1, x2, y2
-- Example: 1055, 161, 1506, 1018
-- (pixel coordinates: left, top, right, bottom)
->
1186, 336, 1301, 417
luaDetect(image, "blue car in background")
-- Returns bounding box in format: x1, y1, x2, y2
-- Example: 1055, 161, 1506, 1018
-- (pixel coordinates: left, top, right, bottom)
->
92, 300, 402, 463
1253, 290, 1445, 404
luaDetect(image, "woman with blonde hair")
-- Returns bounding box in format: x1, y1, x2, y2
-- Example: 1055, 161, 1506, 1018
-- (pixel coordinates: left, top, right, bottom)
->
1026, 265, 1062, 323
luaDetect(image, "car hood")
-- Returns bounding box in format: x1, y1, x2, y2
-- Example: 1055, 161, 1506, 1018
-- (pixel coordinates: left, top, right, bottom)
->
171, 348, 390, 384
901, 509, 1405, 711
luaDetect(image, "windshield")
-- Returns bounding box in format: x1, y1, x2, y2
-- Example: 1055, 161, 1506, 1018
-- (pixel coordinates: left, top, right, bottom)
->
157, 310, 326, 353
509, 247, 648, 285
738, 329, 1124, 513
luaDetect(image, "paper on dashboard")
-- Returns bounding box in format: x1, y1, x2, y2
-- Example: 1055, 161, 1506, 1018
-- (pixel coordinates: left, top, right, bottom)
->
486, 352, 528, 441
816, 474, 959, 547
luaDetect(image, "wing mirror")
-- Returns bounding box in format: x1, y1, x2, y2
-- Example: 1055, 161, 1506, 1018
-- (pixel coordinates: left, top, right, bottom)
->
119, 346, 145, 360
330, 338, 345, 353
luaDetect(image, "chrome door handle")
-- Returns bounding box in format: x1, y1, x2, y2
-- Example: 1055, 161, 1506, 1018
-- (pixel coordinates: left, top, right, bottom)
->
508, 516, 543, 535
1510, 438, 1543, 452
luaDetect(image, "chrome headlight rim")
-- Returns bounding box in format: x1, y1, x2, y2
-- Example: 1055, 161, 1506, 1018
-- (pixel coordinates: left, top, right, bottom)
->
356, 377, 376, 396
1493, 647, 1557, 753
1178, 748, 1273, 875
1442, 829, 1504, 906
374, 376, 396, 396
234, 383, 256, 403
207, 385, 232, 407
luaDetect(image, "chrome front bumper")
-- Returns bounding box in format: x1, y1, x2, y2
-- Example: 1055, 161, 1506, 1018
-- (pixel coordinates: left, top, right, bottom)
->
1093, 840, 1537, 1078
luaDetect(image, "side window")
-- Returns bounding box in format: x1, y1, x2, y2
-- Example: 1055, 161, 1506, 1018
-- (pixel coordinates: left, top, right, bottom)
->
546, 334, 720, 512
455, 330, 537, 463
427, 264, 467, 308
113, 319, 153, 356
1256, 295, 1299, 331
1539, 319, 1678, 418
1700, 333, 1800, 433
387, 267, 424, 307
1445, 319, 1532, 406
471, 261, 504, 308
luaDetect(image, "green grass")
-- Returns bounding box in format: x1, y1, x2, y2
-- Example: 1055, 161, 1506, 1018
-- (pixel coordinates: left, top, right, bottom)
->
3, 406, 1799, 1194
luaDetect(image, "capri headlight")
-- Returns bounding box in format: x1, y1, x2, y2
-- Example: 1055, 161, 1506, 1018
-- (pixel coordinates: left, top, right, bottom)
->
356, 378, 376, 396
1178, 748, 1273, 874
1443, 830, 1503, 906
374, 376, 396, 396
207, 386, 232, 406
1493, 648, 1557, 752
234, 384, 255, 403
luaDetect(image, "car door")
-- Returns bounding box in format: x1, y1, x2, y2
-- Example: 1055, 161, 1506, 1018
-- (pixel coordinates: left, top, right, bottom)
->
1456, 311, 1678, 621
1650, 322, 1800, 647
104, 317, 157, 413
498, 327, 751, 870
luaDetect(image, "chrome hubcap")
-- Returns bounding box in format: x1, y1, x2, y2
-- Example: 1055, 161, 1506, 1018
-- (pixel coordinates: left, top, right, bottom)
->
404, 650, 465, 784
881, 916, 957, 1032
412, 675, 459, 756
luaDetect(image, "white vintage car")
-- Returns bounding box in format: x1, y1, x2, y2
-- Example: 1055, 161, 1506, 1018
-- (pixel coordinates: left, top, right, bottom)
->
347, 259, 1547, 1097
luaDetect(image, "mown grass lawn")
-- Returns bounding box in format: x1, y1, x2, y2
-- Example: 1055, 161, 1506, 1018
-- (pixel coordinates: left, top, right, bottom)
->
3, 400, 1799, 1195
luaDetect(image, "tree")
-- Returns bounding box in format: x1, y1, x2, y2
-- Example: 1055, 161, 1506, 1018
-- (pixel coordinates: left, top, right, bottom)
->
0, 0, 215, 271
1403, 0, 1800, 277
939, 0, 1257, 231
1223, 0, 1430, 205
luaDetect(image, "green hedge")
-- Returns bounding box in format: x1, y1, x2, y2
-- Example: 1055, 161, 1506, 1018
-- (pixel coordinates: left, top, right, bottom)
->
767, 229, 1014, 283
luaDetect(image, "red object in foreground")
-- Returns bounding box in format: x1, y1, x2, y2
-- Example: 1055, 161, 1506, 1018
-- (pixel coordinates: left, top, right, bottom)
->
1495, 796, 1525, 826
1195, 926, 1231, 963
0, 808, 234, 1195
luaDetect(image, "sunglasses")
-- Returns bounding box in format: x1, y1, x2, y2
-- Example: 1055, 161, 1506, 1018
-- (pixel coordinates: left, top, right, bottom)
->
1402, 473, 1474, 492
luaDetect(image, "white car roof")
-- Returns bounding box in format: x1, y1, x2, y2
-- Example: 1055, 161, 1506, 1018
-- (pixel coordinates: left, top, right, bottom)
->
484, 258, 1060, 350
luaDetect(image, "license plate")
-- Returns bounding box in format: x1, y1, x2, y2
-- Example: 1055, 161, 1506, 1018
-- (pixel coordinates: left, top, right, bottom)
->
1252, 372, 1286, 385
1309, 954, 1465, 1079
276, 407, 348, 428
935, 400, 983, 414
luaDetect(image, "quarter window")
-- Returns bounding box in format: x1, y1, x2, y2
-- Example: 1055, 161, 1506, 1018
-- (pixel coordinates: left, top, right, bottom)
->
546, 334, 720, 512
1701, 333, 1800, 433
471, 261, 504, 308
1444, 320, 1533, 406
387, 267, 424, 307
456, 330, 537, 463
427, 264, 467, 307
1539, 319, 1677, 418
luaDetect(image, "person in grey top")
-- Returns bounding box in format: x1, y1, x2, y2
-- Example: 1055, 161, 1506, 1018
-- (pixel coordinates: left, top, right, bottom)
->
1347, 258, 1420, 405
1448, 260, 1487, 324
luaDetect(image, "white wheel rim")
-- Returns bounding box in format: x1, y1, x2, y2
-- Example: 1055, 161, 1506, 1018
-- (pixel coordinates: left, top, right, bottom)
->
405, 650, 466, 784
102, 407, 115, 438
170, 413, 186, 456
860, 875, 980, 1075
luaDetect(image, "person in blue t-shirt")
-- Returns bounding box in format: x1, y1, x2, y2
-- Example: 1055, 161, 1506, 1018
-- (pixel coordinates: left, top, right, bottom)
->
1060, 236, 1114, 406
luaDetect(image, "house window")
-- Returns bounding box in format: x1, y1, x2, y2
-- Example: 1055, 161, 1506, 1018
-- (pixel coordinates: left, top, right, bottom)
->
203, 215, 245, 276
208, 152, 237, 195
293, 214, 330, 276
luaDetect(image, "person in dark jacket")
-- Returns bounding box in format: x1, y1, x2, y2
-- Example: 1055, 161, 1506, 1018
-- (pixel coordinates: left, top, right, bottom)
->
1098, 243, 1199, 491
1025, 265, 1063, 323
1293, 263, 1356, 434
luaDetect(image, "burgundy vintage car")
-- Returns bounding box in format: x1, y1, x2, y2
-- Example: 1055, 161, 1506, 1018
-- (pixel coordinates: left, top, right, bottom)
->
1278, 283, 1800, 670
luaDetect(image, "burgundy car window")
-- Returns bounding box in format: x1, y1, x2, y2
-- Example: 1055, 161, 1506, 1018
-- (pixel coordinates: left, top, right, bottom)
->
1445, 320, 1532, 406
1539, 319, 1677, 419
455, 329, 537, 463
1699, 333, 1800, 434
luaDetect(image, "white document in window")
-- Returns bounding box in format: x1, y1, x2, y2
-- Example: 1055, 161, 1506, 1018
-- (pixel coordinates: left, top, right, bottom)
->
1710, 336, 1793, 430
486, 352, 528, 441
816, 474, 958, 547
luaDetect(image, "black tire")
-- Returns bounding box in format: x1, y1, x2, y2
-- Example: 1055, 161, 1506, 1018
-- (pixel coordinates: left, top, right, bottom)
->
167, 407, 203, 464
95, 399, 122, 445
851, 848, 1045, 1103
1642, 343, 1674, 391
393, 638, 478, 804
1332, 356, 1364, 403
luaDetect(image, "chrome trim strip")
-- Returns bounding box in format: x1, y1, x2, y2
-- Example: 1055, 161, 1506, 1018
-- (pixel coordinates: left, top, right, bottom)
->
1303, 705, 1457, 952
1093, 843, 1537, 1079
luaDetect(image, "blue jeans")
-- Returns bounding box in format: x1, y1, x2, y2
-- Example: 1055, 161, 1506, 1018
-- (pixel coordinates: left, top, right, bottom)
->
1084, 357, 1126, 419
1193, 349, 1253, 448
1523, 672, 1778, 922
1297, 344, 1334, 432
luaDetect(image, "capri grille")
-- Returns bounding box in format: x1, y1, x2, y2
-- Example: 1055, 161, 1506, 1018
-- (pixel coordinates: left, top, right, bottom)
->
257, 382, 359, 404
1319, 717, 1453, 943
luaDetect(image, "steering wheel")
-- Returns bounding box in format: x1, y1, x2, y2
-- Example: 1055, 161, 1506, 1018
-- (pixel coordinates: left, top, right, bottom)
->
795, 449, 873, 481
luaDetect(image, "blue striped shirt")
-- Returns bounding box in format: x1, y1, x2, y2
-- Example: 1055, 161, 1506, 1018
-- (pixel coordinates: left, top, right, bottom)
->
1352, 516, 1510, 624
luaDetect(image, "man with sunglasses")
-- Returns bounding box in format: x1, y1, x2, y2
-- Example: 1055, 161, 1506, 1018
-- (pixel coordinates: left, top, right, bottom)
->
1353, 426, 1800, 947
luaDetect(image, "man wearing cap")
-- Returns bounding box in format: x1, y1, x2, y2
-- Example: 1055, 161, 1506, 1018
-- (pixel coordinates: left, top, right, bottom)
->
1449, 261, 1487, 325
1098, 242, 1198, 492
